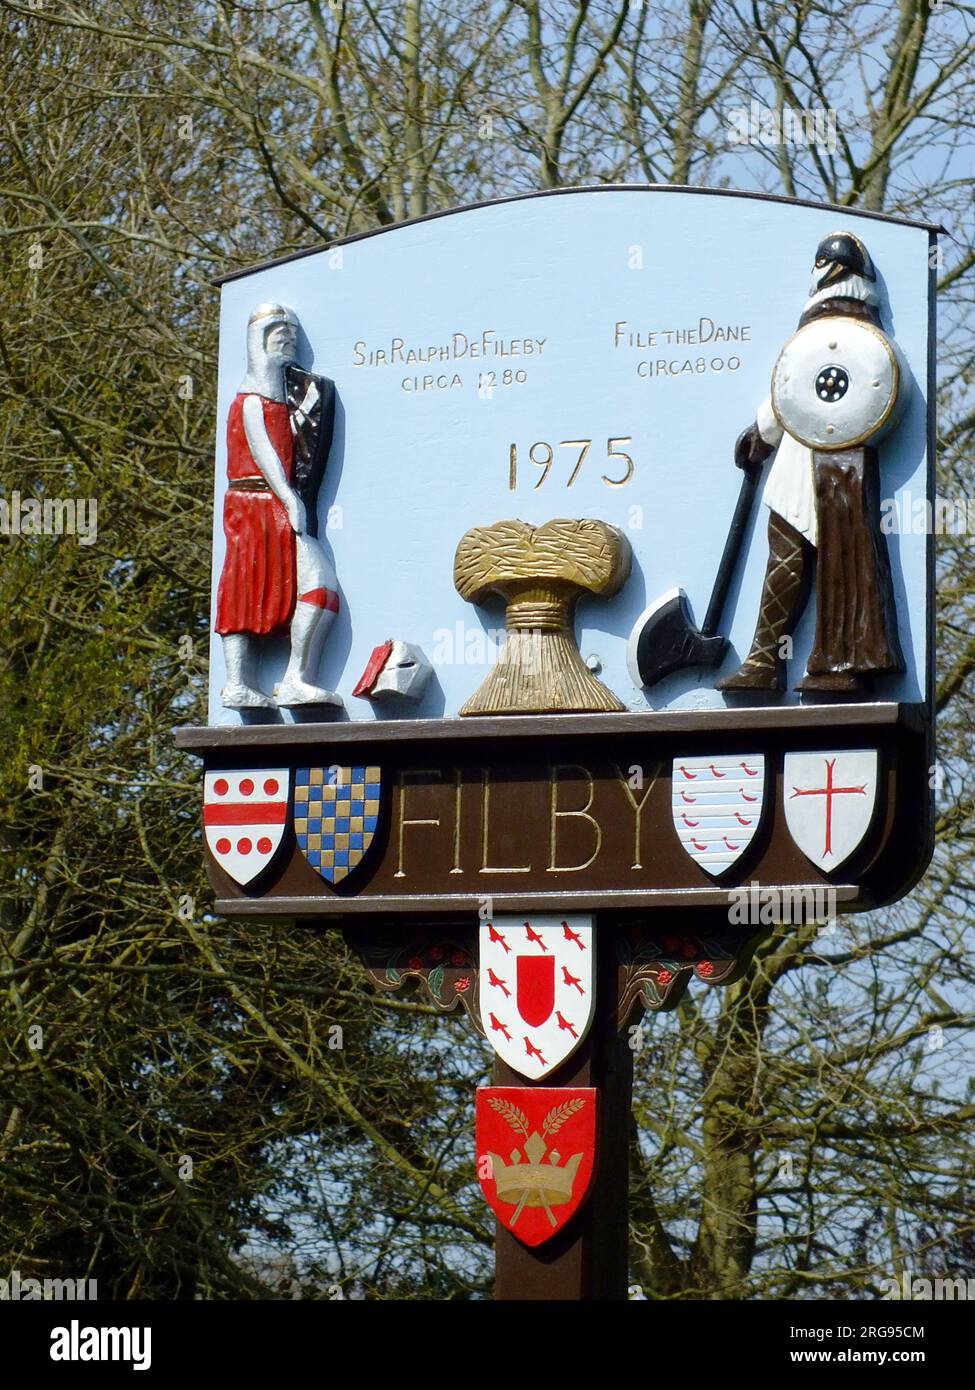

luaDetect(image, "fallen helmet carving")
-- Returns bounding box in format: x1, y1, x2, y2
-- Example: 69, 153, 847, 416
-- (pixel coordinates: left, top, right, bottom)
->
353, 640, 433, 701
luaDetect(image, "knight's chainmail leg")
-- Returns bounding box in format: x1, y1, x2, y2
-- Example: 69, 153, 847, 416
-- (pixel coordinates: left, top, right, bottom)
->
719, 514, 810, 690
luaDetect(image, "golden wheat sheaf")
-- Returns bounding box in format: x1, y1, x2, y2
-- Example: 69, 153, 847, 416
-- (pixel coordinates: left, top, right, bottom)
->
541, 1098, 586, 1136
487, 1097, 530, 1137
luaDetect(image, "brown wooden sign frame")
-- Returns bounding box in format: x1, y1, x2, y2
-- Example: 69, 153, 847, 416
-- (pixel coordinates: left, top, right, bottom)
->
176, 701, 932, 923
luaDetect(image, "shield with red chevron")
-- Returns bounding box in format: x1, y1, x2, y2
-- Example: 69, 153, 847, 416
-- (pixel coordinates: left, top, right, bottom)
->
478, 914, 594, 1079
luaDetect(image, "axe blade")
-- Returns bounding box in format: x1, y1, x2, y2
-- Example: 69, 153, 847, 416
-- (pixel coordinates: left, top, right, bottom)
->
626, 588, 727, 689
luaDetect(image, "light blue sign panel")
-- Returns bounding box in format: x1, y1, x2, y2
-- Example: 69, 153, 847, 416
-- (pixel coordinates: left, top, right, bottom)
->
208, 187, 933, 725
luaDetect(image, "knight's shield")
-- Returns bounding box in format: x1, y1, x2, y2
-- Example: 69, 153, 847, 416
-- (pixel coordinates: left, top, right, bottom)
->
285, 364, 335, 539
783, 750, 879, 871
476, 1087, 597, 1248
671, 755, 766, 877
479, 915, 595, 1079
294, 766, 382, 884
203, 769, 290, 886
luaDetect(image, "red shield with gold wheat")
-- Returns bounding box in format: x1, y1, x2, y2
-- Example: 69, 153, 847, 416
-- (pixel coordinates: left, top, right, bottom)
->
475, 1087, 597, 1247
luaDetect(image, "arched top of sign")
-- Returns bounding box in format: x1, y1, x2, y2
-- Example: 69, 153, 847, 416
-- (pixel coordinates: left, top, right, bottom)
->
213, 183, 942, 287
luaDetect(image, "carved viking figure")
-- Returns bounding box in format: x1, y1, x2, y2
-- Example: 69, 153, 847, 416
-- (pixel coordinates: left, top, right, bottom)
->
718, 232, 904, 695
214, 303, 341, 708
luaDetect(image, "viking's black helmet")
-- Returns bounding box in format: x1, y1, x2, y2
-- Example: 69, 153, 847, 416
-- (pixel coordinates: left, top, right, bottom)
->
812, 231, 876, 290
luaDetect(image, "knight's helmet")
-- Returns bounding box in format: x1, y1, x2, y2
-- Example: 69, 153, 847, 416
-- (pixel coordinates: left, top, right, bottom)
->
246, 302, 298, 376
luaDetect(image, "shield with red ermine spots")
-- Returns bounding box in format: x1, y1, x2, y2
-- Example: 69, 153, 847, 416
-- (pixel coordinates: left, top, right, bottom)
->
479, 914, 594, 1079
204, 769, 291, 886
783, 750, 879, 872
672, 755, 766, 877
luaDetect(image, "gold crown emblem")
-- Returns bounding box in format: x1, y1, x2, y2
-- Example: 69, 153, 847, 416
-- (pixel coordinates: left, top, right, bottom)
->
486, 1097, 587, 1229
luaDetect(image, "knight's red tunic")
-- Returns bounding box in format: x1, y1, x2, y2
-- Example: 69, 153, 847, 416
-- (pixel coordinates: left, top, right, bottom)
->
215, 394, 297, 636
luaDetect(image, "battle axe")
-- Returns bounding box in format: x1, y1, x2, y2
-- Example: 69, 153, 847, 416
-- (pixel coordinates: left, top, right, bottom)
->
626, 431, 764, 688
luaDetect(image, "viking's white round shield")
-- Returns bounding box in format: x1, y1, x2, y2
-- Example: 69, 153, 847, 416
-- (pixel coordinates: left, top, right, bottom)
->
771, 316, 902, 450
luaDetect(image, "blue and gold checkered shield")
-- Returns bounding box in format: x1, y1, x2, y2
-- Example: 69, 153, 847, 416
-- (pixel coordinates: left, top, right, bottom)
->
294, 766, 383, 884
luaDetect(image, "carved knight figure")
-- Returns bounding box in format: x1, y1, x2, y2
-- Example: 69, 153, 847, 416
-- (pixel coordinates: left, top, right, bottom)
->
214, 303, 341, 708
719, 232, 905, 695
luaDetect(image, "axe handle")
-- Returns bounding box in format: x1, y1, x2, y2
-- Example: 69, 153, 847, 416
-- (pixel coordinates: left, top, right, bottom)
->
701, 463, 761, 637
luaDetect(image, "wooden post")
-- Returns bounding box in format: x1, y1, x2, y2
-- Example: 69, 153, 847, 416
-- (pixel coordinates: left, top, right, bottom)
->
493, 922, 633, 1300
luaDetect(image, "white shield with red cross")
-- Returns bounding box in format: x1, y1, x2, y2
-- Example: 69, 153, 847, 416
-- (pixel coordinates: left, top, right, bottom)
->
479, 915, 595, 1080
203, 769, 291, 886
784, 750, 879, 871
671, 755, 766, 877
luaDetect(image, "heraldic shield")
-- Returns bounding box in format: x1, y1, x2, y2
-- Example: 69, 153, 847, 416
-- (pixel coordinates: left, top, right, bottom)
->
784, 750, 879, 871
203, 769, 291, 887
294, 766, 382, 884
476, 1087, 597, 1247
479, 915, 595, 1079
671, 755, 766, 877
